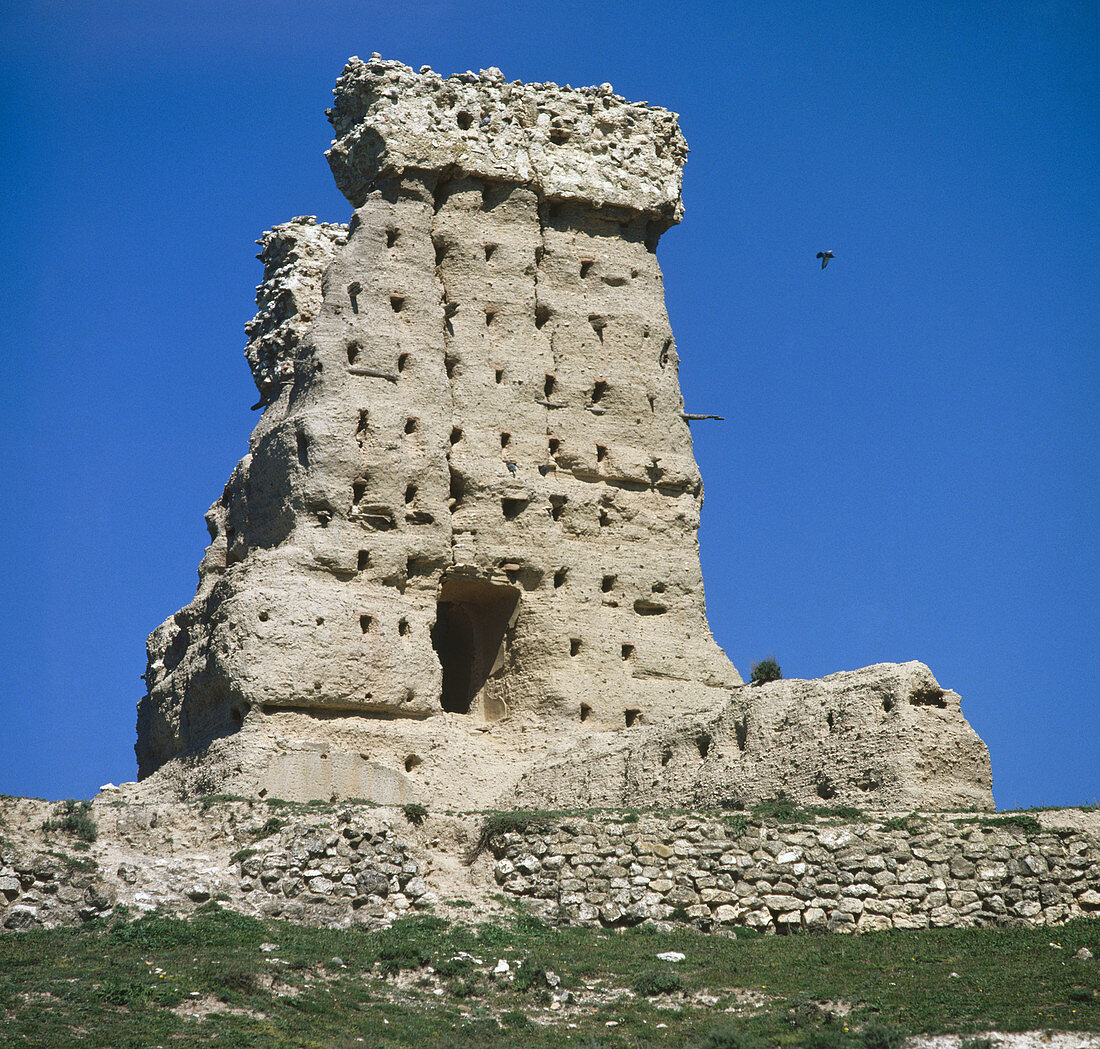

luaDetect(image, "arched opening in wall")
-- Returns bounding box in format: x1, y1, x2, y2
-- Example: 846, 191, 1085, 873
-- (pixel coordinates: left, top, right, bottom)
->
430, 578, 519, 718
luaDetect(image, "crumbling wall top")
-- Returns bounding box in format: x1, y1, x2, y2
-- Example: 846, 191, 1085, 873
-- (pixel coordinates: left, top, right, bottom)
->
326, 55, 688, 224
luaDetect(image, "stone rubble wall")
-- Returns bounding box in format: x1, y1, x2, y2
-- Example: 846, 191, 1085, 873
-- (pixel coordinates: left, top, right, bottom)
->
1, 798, 1097, 936
0, 798, 434, 932
491, 812, 1100, 934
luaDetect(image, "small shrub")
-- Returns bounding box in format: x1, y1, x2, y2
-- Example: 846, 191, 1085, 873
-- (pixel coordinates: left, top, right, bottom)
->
501, 1009, 530, 1029
634, 968, 683, 996
513, 955, 548, 991
750, 656, 782, 684
252, 816, 285, 841
696, 1027, 764, 1049
403, 802, 428, 826
859, 1022, 906, 1049
448, 975, 482, 998
466, 810, 554, 863
42, 799, 97, 843
230, 847, 258, 865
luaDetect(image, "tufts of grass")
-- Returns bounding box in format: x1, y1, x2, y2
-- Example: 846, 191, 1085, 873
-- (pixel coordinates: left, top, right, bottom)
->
251, 816, 285, 841
51, 850, 98, 874
723, 813, 750, 837
196, 793, 250, 812
953, 813, 1042, 835
41, 799, 97, 843
751, 796, 866, 824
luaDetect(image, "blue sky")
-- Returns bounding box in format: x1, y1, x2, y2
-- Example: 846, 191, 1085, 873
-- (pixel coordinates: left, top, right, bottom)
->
1, 0, 1096, 809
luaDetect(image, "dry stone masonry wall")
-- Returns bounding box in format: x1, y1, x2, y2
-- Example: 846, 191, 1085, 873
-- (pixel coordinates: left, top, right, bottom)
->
493, 812, 1100, 934
1, 798, 1097, 936
135, 55, 993, 814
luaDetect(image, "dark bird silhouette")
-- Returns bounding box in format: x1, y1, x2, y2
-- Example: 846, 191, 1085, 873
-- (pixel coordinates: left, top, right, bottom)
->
817, 250, 835, 269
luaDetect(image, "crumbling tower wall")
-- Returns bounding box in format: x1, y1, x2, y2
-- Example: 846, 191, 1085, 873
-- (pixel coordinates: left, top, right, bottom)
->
136, 57, 993, 812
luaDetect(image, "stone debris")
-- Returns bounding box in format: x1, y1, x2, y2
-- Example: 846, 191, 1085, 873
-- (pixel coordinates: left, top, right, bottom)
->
134, 57, 992, 815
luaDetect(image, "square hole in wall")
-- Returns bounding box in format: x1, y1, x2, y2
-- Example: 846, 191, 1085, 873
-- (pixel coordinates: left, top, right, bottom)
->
554, 568, 567, 588
502, 497, 528, 520
569, 638, 581, 656
390, 295, 405, 312
621, 644, 635, 660
359, 614, 373, 633
358, 550, 370, 571
625, 709, 640, 727
601, 575, 615, 592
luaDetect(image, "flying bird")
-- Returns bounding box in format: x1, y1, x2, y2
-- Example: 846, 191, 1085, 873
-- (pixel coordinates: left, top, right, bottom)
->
817, 251, 835, 269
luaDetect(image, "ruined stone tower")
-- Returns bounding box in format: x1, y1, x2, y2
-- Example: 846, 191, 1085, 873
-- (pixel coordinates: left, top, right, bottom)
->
137, 57, 993, 812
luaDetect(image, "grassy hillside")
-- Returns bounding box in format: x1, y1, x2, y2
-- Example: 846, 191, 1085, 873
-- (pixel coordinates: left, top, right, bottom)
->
1, 906, 1097, 1047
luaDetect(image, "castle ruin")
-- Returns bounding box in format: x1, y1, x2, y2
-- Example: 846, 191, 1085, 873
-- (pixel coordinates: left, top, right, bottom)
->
136, 57, 993, 813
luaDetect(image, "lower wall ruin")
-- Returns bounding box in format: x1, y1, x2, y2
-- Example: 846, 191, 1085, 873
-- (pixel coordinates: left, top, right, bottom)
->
1, 794, 1097, 935
490, 812, 1100, 933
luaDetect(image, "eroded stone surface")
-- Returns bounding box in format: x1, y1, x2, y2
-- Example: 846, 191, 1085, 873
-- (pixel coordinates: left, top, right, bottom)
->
136, 57, 992, 812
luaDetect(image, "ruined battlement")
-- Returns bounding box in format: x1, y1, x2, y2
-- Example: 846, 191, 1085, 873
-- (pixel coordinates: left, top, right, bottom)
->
326, 56, 688, 223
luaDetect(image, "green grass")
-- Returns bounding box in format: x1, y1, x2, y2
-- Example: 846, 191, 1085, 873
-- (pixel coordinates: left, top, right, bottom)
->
41, 799, 97, 843
1, 908, 1097, 1048
951, 813, 1043, 835
750, 796, 865, 824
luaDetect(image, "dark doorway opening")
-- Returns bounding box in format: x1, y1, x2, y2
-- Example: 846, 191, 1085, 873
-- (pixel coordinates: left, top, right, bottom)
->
430, 578, 519, 717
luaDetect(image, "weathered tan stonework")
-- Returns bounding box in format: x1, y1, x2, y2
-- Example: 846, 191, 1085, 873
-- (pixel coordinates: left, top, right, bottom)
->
136, 56, 993, 812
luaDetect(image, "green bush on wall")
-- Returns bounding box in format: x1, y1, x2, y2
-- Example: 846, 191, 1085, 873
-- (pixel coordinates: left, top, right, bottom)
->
750, 656, 782, 684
